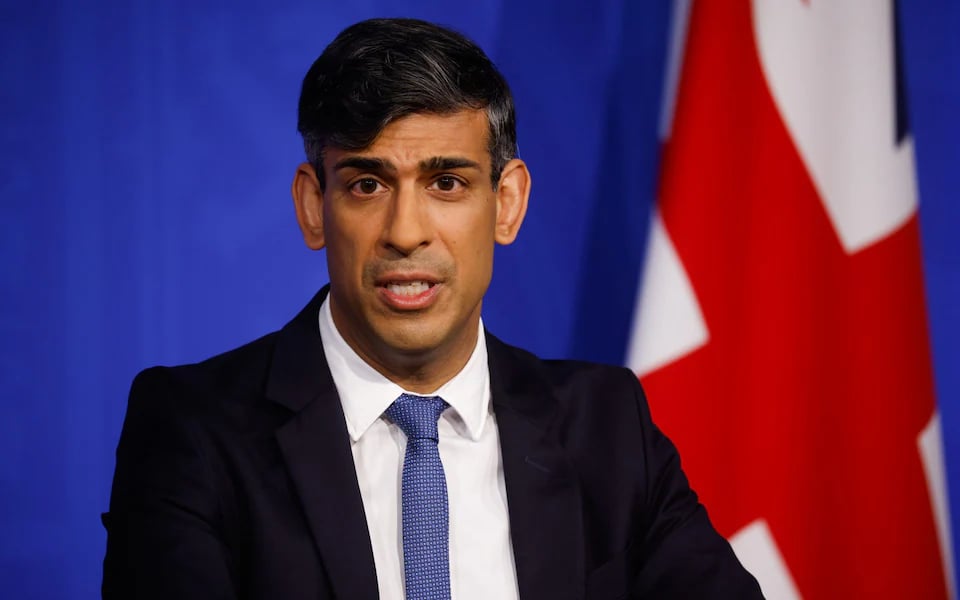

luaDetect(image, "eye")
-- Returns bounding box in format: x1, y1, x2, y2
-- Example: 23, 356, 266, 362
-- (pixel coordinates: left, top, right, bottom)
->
431, 175, 463, 192
350, 178, 384, 195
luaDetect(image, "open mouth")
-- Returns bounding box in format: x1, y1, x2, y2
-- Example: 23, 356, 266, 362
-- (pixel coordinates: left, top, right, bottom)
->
384, 281, 434, 296
376, 276, 442, 310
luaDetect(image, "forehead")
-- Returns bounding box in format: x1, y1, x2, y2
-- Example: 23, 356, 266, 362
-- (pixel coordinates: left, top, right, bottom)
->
332, 109, 490, 168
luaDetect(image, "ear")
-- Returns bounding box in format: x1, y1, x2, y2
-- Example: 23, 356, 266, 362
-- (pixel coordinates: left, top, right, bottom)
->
494, 158, 531, 245
291, 162, 326, 250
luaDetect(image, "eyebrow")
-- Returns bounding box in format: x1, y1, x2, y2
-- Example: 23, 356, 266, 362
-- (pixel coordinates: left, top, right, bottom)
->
332, 157, 395, 172
331, 155, 482, 174
419, 156, 482, 171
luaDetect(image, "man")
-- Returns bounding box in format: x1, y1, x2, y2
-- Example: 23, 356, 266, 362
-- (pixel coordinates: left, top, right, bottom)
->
102, 17, 762, 600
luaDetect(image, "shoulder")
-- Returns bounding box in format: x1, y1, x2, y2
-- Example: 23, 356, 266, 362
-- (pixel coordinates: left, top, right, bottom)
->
128, 287, 329, 410
484, 331, 649, 433
126, 331, 283, 426
486, 331, 645, 399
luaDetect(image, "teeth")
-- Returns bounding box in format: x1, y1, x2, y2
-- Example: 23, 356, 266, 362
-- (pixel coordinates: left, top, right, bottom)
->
387, 281, 431, 296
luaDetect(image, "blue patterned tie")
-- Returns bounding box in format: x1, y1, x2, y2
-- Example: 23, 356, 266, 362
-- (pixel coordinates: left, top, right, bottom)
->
385, 393, 452, 600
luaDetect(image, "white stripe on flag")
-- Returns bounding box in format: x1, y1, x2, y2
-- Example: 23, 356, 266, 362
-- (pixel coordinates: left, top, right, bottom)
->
625, 209, 708, 376
920, 412, 958, 599
752, 0, 918, 253
729, 519, 802, 600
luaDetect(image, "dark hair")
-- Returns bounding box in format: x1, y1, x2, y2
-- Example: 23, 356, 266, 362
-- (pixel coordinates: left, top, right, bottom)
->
297, 18, 517, 189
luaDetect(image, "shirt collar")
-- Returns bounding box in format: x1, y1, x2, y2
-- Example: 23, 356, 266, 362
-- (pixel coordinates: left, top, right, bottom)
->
318, 294, 490, 443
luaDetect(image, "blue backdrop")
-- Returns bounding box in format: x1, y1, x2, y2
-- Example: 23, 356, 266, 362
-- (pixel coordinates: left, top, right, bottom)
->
1, 1, 956, 597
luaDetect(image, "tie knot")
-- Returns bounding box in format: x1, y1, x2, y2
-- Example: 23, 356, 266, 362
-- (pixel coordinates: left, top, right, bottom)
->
385, 393, 448, 441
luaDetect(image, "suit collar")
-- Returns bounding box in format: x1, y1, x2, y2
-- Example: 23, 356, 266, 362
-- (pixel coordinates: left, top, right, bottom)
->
487, 333, 585, 600
267, 286, 379, 599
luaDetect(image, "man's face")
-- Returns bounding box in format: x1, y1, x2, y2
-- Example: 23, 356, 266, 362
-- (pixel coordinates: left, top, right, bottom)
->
296, 109, 528, 381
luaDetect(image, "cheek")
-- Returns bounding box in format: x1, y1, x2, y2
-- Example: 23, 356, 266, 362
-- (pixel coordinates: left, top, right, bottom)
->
326, 209, 374, 256
445, 218, 493, 256
473, 210, 498, 256
448, 222, 496, 287
323, 218, 370, 288
440, 199, 497, 238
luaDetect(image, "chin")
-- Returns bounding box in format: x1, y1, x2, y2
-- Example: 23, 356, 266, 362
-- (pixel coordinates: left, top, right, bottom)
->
373, 313, 460, 355
379, 327, 446, 356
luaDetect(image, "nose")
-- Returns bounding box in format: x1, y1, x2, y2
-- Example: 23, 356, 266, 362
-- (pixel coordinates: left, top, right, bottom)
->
382, 183, 431, 255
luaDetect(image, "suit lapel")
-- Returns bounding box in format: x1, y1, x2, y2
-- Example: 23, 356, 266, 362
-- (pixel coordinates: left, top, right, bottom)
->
487, 334, 585, 600
267, 288, 379, 600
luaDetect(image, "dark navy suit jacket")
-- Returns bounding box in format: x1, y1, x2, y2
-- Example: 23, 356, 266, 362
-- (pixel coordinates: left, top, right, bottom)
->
102, 288, 762, 599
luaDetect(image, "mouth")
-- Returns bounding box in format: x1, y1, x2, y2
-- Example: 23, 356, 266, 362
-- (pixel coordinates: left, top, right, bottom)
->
383, 280, 434, 296
375, 276, 443, 310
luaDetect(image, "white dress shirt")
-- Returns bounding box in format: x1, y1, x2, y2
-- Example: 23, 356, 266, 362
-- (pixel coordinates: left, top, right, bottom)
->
318, 296, 520, 600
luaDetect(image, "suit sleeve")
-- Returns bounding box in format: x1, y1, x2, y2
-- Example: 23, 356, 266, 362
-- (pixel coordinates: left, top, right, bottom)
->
628, 372, 765, 598
102, 368, 238, 600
